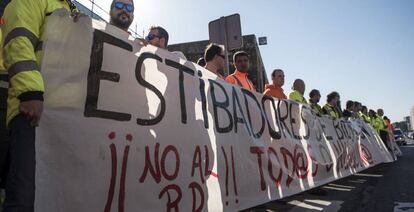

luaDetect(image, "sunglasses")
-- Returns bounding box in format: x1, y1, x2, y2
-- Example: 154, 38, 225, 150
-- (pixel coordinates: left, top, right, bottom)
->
114, 2, 134, 13
145, 33, 161, 41
217, 54, 225, 59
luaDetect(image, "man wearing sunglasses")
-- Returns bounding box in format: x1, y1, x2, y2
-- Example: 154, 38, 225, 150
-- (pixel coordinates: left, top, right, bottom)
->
110, 0, 134, 32
145, 26, 187, 59
204, 43, 225, 79
146, 26, 169, 49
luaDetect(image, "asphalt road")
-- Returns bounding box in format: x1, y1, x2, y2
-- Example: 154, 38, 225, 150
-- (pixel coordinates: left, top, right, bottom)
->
246, 139, 414, 212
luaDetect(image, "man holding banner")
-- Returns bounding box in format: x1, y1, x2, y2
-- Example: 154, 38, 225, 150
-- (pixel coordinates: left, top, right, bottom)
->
323, 91, 341, 119
1, 0, 77, 211
204, 43, 226, 79
263, 69, 287, 99
309, 89, 322, 115
225, 51, 255, 91
288, 79, 307, 104
375, 109, 391, 150
109, 0, 135, 33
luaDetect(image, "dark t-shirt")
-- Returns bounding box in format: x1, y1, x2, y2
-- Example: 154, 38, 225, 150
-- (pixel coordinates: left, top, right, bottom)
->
343, 110, 353, 118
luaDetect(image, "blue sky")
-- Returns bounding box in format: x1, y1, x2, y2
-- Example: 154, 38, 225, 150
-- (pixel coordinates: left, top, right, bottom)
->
78, 0, 414, 122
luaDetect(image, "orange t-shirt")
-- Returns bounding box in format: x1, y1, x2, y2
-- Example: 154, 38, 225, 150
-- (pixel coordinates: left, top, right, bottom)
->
225, 70, 255, 91
263, 84, 287, 99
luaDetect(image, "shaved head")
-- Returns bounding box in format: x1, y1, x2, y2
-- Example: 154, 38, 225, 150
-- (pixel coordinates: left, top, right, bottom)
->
292, 79, 305, 95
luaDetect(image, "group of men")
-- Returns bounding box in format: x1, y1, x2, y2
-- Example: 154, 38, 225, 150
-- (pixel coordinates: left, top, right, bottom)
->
0, 0, 395, 211
261, 68, 394, 151
197, 42, 394, 152
262, 69, 381, 119
201, 43, 256, 91
198, 42, 395, 141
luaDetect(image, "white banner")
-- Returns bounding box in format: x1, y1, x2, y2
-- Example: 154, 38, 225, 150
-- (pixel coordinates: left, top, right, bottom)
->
35, 13, 395, 212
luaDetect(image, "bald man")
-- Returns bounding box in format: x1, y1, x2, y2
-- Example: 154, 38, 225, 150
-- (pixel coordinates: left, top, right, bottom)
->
288, 79, 307, 104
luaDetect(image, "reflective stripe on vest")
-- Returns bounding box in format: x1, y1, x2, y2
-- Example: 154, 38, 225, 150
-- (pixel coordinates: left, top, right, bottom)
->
7, 60, 39, 78
4, 27, 39, 50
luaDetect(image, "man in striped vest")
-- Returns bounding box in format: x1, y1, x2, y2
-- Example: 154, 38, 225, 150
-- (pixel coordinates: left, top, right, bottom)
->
1, 1, 76, 210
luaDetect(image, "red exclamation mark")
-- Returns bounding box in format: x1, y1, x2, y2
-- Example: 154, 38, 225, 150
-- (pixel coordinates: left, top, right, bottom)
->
230, 146, 238, 204
221, 146, 229, 206
104, 132, 117, 212
118, 134, 133, 212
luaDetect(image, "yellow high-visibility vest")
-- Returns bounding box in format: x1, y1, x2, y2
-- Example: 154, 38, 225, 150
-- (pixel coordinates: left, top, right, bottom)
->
288, 90, 308, 104
322, 103, 339, 119
2, 0, 70, 124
